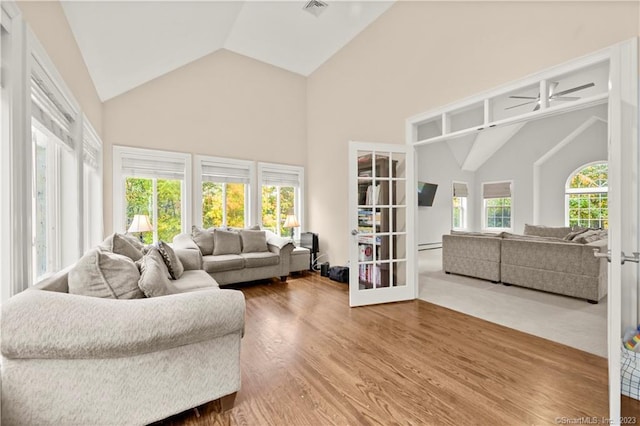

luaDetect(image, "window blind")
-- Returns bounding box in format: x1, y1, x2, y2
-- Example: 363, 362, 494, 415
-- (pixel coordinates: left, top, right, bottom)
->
483, 182, 511, 199
30, 75, 75, 149
82, 135, 101, 170
261, 167, 301, 187
121, 155, 185, 180
453, 182, 468, 197
201, 159, 250, 184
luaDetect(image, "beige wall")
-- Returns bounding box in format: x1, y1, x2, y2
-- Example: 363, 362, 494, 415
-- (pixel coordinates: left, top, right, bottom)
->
103, 49, 307, 234
307, 1, 639, 265
17, 1, 102, 135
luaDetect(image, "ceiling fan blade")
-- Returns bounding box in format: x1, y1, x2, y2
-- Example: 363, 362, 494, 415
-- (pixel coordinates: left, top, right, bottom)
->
552, 96, 580, 101
552, 82, 595, 97
509, 95, 538, 100
548, 81, 559, 97
505, 100, 537, 110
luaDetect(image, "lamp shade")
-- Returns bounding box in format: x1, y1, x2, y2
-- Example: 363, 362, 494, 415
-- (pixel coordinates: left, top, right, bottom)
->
283, 214, 300, 228
127, 214, 153, 233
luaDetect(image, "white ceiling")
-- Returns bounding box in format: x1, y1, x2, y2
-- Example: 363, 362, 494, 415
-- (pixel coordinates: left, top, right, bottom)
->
61, 1, 395, 101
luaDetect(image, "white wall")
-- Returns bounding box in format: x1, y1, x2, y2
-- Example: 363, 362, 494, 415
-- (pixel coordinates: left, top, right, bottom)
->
416, 104, 608, 239
416, 140, 474, 244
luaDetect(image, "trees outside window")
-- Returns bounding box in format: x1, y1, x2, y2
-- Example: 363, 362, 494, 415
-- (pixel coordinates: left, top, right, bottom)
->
566, 162, 608, 229
482, 181, 512, 231
202, 182, 246, 229
261, 185, 295, 236
452, 182, 468, 230
125, 177, 182, 243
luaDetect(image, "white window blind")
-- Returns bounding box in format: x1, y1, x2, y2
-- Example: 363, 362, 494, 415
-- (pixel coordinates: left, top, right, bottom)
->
201, 159, 250, 183
82, 121, 101, 171
30, 75, 75, 149
453, 182, 468, 197
121, 155, 186, 180
261, 167, 301, 187
483, 182, 511, 199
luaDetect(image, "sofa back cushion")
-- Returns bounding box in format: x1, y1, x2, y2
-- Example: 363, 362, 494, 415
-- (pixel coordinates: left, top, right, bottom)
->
213, 229, 242, 255
68, 248, 144, 299
240, 230, 268, 253
523, 224, 572, 239
137, 248, 174, 297
191, 226, 214, 255
99, 233, 144, 261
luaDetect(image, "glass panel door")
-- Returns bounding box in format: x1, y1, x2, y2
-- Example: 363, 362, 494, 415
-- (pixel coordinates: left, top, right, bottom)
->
349, 141, 415, 307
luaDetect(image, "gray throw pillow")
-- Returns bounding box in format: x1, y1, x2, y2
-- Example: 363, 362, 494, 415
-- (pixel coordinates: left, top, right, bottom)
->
523, 224, 572, 239
121, 233, 145, 251
156, 240, 184, 279
213, 229, 242, 255
99, 233, 144, 261
240, 230, 268, 253
69, 248, 144, 299
192, 226, 214, 255
137, 250, 174, 298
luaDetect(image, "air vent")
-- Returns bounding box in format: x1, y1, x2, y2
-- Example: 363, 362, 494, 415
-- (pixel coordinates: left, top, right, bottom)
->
303, 0, 329, 17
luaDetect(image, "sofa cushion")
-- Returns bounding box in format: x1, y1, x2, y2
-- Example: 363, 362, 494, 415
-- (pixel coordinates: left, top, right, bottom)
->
240, 230, 268, 253
574, 229, 608, 244
171, 270, 219, 293
69, 248, 144, 299
203, 254, 245, 273
121, 233, 145, 251
156, 240, 184, 279
213, 229, 242, 255
241, 252, 280, 268
99, 233, 144, 261
192, 226, 214, 255
523, 224, 571, 239
137, 249, 174, 297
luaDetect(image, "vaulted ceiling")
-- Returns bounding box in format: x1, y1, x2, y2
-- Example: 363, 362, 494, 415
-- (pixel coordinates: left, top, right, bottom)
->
60, 1, 395, 101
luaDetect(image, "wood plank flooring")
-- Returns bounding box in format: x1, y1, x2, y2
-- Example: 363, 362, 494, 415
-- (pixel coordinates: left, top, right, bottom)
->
157, 272, 639, 425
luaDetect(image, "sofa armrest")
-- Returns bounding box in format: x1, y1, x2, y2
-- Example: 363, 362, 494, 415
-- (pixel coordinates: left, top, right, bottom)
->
2, 288, 245, 360
175, 248, 202, 271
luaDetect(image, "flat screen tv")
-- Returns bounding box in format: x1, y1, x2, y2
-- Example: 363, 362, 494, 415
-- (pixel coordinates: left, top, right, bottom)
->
417, 182, 438, 207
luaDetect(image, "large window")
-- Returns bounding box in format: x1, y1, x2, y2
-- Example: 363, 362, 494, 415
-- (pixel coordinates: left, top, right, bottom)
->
482, 181, 512, 231
30, 66, 80, 281
258, 163, 304, 238
452, 181, 468, 230
566, 162, 608, 229
113, 147, 191, 243
196, 156, 253, 229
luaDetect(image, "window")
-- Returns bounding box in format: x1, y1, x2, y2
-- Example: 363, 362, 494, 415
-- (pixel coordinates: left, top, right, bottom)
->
452, 182, 468, 230
482, 181, 512, 231
258, 163, 304, 238
30, 63, 80, 281
195, 156, 253, 229
82, 118, 103, 251
113, 147, 191, 243
566, 162, 608, 229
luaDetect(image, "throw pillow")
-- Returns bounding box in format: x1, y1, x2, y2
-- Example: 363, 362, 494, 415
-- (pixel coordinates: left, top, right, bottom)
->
99, 233, 144, 261
213, 229, 242, 255
156, 240, 185, 279
191, 226, 214, 255
523, 224, 572, 239
137, 249, 174, 297
574, 229, 608, 244
240, 230, 269, 253
563, 228, 589, 241
68, 248, 144, 299
121, 233, 145, 251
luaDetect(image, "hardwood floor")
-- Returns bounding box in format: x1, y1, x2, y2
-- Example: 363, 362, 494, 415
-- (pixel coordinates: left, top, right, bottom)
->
158, 272, 630, 425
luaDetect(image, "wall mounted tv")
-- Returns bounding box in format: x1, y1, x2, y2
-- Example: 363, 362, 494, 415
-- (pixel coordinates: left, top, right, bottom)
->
417, 182, 438, 207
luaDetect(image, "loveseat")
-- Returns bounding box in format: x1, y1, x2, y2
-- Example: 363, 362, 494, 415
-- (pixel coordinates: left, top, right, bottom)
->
1, 234, 246, 425
442, 225, 608, 303
173, 226, 296, 286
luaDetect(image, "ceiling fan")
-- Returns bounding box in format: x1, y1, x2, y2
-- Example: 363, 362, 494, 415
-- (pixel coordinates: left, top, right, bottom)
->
505, 81, 595, 111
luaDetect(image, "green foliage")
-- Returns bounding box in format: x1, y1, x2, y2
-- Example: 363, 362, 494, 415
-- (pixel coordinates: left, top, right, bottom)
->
568, 163, 608, 229
125, 177, 181, 244
202, 182, 245, 228
485, 197, 511, 229
261, 185, 296, 236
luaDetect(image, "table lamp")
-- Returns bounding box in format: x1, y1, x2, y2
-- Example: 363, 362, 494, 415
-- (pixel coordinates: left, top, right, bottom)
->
127, 214, 153, 242
283, 214, 300, 242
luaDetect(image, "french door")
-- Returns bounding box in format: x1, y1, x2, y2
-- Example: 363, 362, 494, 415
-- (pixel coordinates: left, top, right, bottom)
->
607, 38, 638, 423
348, 141, 415, 307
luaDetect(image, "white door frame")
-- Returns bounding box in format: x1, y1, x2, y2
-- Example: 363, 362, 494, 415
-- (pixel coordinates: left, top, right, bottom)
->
348, 141, 416, 307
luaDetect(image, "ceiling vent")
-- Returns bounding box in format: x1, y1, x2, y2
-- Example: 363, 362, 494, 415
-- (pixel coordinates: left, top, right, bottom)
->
303, 0, 329, 17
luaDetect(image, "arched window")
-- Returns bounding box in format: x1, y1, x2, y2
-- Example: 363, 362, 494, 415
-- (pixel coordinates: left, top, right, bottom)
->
566, 162, 608, 229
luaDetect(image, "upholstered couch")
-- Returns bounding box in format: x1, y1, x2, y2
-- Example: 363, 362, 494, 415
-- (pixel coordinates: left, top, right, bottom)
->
1, 234, 246, 425
442, 225, 608, 303
173, 227, 296, 286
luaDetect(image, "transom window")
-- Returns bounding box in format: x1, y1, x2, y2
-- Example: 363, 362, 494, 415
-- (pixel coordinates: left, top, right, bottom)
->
566, 162, 608, 229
